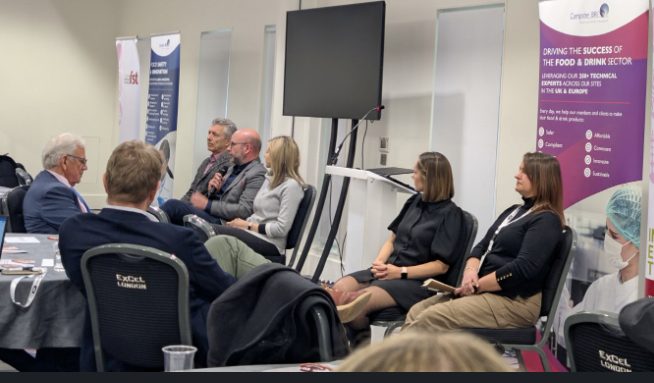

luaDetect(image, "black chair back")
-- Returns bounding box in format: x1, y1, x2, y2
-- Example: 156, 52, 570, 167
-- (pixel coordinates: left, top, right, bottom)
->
2, 185, 29, 233
565, 311, 654, 372
81, 244, 192, 371
287, 185, 316, 268
540, 226, 574, 318
443, 209, 478, 287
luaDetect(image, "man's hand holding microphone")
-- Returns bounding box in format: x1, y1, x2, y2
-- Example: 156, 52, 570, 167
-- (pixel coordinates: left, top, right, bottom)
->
190, 164, 229, 210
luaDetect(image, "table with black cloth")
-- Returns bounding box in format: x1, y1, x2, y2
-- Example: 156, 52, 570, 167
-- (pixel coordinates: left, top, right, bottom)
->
0, 233, 85, 349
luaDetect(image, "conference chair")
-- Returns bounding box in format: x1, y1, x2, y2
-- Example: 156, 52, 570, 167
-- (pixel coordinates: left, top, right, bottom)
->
183, 214, 216, 243
564, 311, 654, 372
368, 210, 478, 336
206, 263, 348, 367
1, 185, 29, 233
286, 185, 316, 268
465, 226, 574, 372
147, 205, 169, 223
81, 244, 192, 372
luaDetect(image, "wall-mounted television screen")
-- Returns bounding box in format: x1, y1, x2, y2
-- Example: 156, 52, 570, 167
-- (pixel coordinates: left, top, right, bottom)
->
283, 1, 385, 121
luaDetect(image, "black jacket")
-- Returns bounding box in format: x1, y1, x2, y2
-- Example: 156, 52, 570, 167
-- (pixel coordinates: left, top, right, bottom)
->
207, 263, 348, 366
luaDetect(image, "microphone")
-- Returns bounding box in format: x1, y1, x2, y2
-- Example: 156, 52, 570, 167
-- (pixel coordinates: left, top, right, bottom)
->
208, 164, 230, 195
329, 105, 385, 166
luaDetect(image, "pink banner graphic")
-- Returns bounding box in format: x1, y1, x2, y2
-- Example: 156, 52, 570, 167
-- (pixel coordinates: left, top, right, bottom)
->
116, 38, 141, 143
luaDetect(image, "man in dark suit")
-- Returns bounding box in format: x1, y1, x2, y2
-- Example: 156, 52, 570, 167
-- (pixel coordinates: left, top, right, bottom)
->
180, 118, 236, 202
23, 133, 90, 233
161, 128, 266, 225
58, 140, 237, 371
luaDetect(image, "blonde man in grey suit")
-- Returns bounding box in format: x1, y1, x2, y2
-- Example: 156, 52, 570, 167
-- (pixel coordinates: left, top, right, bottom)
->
161, 128, 266, 225
181, 118, 236, 202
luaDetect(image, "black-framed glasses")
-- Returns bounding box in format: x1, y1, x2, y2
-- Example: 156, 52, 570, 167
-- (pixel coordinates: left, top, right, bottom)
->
66, 154, 88, 166
228, 141, 248, 148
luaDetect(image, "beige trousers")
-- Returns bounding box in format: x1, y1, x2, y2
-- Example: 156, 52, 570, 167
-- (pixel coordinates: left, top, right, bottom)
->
402, 292, 541, 332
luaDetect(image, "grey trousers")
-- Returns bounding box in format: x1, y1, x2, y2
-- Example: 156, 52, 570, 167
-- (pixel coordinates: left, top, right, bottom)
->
204, 235, 271, 279
402, 292, 542, 332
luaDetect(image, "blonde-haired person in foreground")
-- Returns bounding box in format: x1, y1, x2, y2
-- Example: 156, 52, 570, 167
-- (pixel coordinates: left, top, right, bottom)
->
336, 331, 514, 372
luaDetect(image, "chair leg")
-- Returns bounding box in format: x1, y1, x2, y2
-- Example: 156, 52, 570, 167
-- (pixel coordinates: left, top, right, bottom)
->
536, 347, 551, 372
311, 307, 333, 362
384, 321, 404, 337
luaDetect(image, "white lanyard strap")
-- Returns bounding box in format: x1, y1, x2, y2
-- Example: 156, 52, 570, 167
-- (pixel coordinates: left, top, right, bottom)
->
10, 269, 47, 308
478, 207, 532, 271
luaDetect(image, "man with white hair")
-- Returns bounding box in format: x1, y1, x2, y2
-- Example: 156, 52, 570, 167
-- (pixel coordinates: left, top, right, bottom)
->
23, 133, 89, 233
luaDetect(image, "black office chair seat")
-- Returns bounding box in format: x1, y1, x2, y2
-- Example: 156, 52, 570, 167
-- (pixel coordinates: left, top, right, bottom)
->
369, 306, 406, 322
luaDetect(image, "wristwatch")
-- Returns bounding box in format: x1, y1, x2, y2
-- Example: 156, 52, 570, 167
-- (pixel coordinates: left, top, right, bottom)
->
401, 267, 408, 280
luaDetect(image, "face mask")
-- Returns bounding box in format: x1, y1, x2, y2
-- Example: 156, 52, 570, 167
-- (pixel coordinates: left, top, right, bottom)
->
603, 232, 637, 270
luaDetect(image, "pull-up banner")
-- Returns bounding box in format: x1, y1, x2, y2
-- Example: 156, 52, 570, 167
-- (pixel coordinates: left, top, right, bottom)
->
538, 0, 648, 367
116, 37, 141, 143
145, 33, 180, 204
538, 0, 647, 207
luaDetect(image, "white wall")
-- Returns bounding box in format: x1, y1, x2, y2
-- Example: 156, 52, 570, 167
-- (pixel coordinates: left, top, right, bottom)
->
0, 0, 119, 206
1, 0, 542, 227
312, 0, 540, 220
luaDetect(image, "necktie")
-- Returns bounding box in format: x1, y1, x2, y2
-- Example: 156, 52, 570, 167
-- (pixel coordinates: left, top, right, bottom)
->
73, 188, 90, 213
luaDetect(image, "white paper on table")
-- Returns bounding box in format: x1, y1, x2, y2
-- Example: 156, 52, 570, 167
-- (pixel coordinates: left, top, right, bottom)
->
5, 237, 40, 244
41, 259, 55, 267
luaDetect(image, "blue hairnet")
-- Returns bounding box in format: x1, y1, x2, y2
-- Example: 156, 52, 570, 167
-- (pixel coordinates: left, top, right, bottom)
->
606, 187, 641, 247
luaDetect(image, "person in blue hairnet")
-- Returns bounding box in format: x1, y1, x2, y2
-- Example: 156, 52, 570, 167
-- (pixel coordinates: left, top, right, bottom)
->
554, 186, 642, 363
573, 186, 641, 313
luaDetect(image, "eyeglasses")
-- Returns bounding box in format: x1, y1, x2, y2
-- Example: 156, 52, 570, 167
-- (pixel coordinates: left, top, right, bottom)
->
66, 154, 88, 166
228, 141, 248, 148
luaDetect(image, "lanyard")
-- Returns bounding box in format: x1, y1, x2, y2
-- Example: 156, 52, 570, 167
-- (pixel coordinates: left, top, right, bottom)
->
478, 206, 532, 271
10, 268, 47, 308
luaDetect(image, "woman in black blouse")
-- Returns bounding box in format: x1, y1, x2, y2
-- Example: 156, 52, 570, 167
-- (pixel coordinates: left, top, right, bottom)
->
403, 152, 565, 332
331, 152, 466, 329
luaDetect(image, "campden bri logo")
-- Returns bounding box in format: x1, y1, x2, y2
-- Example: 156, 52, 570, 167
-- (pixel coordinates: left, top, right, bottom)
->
570, 3, 609, 21
159, 38, 171, 49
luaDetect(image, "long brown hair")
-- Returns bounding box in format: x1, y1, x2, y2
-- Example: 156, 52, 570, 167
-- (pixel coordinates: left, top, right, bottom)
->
417, 152, 454, 202
267, 135, 304, 189
522, 152, 564, 226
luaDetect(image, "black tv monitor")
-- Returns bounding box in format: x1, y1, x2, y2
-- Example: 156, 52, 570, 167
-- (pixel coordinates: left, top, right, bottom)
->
283, 1, 385, 121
